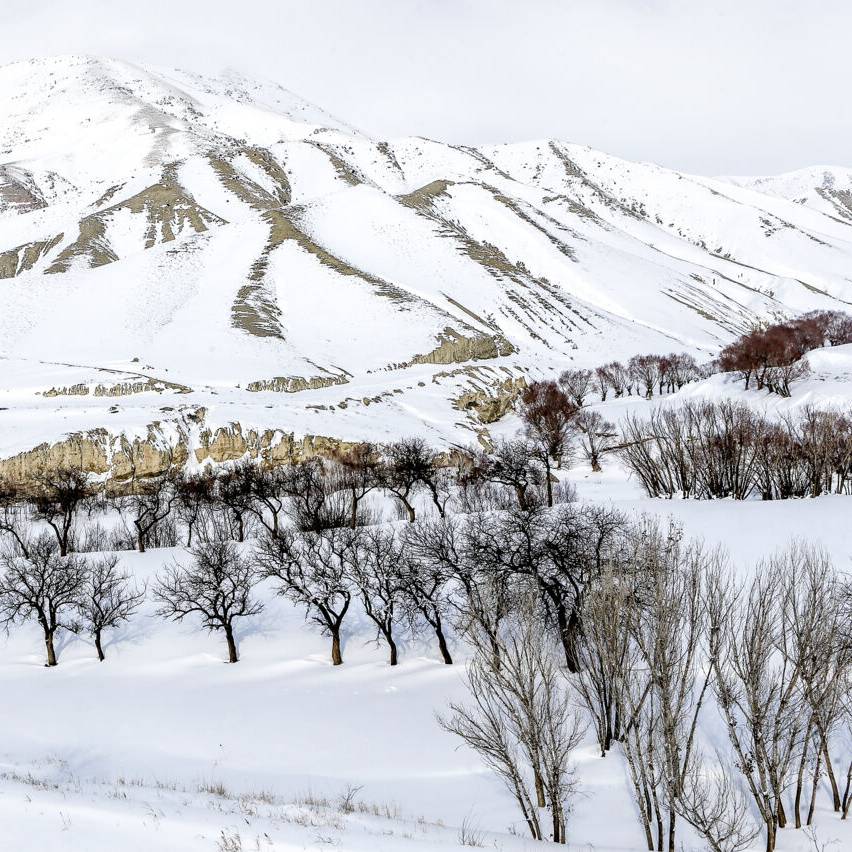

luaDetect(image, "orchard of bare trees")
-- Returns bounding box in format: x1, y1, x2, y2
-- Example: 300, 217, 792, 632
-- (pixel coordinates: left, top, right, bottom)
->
0, 441, 850, 849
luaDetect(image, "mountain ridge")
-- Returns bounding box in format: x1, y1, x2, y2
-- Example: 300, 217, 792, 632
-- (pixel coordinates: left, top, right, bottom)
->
2, 55, 852, 470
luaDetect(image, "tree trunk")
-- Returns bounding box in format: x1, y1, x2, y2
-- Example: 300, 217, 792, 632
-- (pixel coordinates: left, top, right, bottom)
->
544, 458, 553, 507
350, 490, 358, 529
650, 779, 664, 851
433, 617, 453, 665
331, 628, 343, 666
224, 625, 238, 663
400, 498, 415, 523
807, 746, 823, 826
841, 758, 852, 819
667, 807, 675, 852
534, 768, 546, 808
387, 633, 398, 666
561, 606, 581, 674
764, 818, 775, 852
95, 628, 105, 662
44, 630, 57, 667
822, 739, 842, 812
135, 521, 146, 553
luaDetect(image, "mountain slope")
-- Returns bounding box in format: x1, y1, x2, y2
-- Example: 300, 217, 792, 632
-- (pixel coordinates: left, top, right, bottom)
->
2, 55, 852, 469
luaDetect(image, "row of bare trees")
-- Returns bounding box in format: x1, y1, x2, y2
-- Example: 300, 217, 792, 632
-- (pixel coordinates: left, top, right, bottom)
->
619, 401, 852, 499
2, 482, 849, 849
718, 310, 852, 397
559, 351, 702, 405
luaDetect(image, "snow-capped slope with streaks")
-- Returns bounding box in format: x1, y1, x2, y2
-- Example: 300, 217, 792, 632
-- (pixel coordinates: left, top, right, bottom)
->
2, 55, 852, 464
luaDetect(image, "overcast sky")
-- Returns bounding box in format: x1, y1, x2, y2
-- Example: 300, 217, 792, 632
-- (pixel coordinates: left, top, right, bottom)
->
2, 0, 849, 175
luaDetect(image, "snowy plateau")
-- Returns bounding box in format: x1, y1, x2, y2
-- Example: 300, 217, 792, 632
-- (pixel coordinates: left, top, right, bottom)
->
0, 55, 851, 852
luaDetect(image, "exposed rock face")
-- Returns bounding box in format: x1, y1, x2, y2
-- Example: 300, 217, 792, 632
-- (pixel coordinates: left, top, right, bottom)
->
41, 378, 192, 398
245, 374, 350, 393
453, 376, 527, 423
0, 415, 355, 487
38, 168, 225, 276
0, 235, 64, 279
0, 166, 45, 214
406, 327, 515, 367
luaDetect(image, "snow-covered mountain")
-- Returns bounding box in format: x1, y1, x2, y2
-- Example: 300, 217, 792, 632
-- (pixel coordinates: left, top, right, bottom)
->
2, 55, 852, 469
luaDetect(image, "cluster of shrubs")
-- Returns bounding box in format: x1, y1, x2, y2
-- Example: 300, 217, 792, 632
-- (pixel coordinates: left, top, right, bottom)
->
718, 309, 852, 396
619, 400, 852, 500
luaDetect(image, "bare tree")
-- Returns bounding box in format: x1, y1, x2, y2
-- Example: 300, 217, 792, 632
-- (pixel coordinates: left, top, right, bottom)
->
126, 471, 178, 553
381, 438, 440, 522
0, 478, 33, 556
77, 554, 146, 661
674, 752, 760, 852
708, 556, 808, 852
33, 466, 93, 556
574, 561, 636, 756
477, 439, 546, 511
629, 524, 719, 852
0, 533, 88, 666
281, 458, 348, 533
400, 521, 455, 664
439, 598, 585, 843
243, 465, 287, 538
154, 542, 263, 663
629, 355, 663, 399
349, 527, 405, 665
175, 470, 215, 547
559, 368, 593, 407
519, 381, 578, 505
575, 409, 616, 472
255, 526, 354, 665
593, 365, 611, 401
333, 443, 383, 529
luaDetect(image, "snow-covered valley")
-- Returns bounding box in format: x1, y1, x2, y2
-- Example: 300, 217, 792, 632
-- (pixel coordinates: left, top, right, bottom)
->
2, 52, 852, 852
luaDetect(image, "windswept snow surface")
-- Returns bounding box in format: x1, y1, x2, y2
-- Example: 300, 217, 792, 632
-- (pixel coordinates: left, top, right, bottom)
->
4, 56, 852, 458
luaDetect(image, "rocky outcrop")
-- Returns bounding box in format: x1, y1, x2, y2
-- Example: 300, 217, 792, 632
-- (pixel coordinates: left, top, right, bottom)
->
400, 327, 515, 368
246, 374, 350, 393
0, 166, 45, 214
0, 235, 64, 279
44, 167, 224, 274
0, 416, 355, 487
40, 378, 192, 397
453, 375, 527, 423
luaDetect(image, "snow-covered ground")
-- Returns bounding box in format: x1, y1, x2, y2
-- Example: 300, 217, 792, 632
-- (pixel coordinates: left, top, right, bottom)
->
2, 54, 852, 851
1, 443, 851, 851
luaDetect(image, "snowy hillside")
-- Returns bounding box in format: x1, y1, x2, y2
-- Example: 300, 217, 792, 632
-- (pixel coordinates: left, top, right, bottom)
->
3, 55, 852, 467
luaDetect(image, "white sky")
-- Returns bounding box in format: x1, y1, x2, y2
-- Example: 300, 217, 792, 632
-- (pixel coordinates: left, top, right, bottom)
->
2, 0, 850, 175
